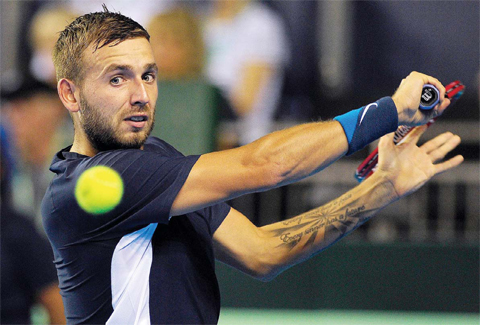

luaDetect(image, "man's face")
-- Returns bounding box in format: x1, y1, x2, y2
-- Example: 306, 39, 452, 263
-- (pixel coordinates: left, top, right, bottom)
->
77, 37, 158, 151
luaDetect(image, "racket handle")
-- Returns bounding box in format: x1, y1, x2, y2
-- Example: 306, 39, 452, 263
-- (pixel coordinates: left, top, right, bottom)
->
419, 84, 440, 111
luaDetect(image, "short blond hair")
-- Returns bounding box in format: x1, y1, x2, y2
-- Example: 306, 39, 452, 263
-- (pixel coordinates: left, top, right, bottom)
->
52, 6, 150, 84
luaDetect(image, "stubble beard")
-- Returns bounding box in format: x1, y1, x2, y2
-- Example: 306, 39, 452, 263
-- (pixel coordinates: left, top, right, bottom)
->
79, 95, 155, 152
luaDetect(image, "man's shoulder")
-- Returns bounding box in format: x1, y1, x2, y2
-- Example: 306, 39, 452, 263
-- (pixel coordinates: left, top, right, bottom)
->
144, 136, 185, 158
49, 137, 184, 174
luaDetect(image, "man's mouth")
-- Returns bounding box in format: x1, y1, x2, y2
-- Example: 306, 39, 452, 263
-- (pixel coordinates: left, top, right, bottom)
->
124, 115, 148, 128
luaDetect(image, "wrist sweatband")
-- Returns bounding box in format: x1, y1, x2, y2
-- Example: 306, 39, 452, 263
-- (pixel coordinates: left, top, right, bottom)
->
334, 97, 398, 156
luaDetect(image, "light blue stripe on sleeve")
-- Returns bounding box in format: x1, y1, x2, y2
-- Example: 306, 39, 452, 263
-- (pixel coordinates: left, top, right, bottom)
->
333, 107, 362, 143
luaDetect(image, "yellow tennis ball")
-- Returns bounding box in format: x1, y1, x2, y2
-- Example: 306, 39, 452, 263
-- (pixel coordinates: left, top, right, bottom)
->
75, 166, 124, 214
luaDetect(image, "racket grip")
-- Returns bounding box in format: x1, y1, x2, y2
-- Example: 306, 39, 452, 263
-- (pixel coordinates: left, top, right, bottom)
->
419, 84, 440, 111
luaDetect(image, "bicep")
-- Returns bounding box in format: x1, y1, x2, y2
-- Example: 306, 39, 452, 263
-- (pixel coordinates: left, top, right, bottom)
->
170, 146, 280, 216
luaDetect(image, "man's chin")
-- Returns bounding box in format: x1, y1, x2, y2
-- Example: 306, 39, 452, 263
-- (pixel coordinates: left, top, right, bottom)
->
90, 133, 149, 152
119, 134, 149, 149
128, 129, 153, 146
85, 121, 153, 152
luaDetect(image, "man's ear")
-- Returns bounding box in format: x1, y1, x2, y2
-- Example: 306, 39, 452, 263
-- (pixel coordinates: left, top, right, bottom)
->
57, 78, 80, 113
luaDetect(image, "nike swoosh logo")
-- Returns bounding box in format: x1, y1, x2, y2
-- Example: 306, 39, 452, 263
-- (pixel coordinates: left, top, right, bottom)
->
359, 103, 378, 125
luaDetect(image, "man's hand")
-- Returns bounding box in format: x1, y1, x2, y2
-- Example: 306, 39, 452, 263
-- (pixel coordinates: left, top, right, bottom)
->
392, 71, 451, 126
376, 125, 463, 199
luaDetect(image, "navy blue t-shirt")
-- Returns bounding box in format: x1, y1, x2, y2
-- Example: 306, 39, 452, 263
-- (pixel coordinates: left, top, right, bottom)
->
41, 137, 231, 324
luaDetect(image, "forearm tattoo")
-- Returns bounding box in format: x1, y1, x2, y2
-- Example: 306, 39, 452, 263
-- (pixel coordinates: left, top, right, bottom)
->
271, 193, 372, 251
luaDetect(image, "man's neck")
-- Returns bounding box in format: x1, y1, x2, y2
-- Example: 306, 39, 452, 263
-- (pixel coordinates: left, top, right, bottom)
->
70, 141, 98, 157
70, 137, 146, 156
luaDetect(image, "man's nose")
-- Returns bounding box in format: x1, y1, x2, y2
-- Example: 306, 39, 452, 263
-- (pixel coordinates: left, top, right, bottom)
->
130, 79, 149, 107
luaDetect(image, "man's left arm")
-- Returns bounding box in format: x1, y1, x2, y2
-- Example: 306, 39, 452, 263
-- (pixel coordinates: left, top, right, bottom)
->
213, 126, 463, 281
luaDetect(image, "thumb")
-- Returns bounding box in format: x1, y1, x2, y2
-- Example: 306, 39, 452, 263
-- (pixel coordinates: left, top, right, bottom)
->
378, 132, 395, 151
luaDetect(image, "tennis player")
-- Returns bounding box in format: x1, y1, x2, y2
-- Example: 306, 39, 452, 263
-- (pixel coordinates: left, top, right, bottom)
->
41, 7, 463, 324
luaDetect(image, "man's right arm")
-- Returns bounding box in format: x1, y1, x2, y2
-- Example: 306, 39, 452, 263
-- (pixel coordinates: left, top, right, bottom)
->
172, 120, 348, 215
170, 72, 451, 216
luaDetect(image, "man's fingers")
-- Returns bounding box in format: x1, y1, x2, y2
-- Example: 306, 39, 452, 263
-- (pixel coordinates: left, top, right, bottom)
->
421, 131, 457, 153
421, 132, 461, 161
433, 155, 464, 176
435, 97, 451, 117
426, 77, 446, 99
429, 135, 461, 163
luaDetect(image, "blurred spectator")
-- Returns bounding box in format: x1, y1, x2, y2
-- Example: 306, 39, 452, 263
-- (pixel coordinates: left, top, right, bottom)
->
149, 7, 205, 81
1, 78, 72, 229
147, 8, 233, 155
1, 126, 66, 324
203, 0, 290, 146
66, 0, 175, 26
28, 5, 76, 86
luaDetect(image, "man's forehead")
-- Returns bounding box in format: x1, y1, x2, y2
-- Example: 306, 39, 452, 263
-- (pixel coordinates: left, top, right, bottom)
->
103, 62, 158, 75
87, 38, 153, 60
83, 38, 155, 73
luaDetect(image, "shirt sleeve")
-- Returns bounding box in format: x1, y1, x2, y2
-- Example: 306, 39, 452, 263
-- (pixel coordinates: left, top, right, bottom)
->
203, 203, 232, 235
48, 149, 200, 240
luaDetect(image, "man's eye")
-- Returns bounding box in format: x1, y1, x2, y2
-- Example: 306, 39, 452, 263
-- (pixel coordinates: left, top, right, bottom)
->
110, 77, 123, 85
143, 74, 155, 82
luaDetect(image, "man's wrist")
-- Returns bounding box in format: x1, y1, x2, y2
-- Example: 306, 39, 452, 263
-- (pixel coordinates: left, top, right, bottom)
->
391, 94, 407, 124
334, 97, 398, 156
362, 171, 400, 209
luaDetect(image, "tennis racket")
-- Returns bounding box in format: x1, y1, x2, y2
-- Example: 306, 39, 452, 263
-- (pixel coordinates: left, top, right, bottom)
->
354, 80, 465, 182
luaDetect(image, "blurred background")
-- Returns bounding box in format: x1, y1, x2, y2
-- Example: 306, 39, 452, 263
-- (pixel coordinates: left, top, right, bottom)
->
1, 0, 478, 324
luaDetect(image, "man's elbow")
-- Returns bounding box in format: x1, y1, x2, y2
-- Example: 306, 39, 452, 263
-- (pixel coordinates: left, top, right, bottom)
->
259, 160, 290, 189
249, 265, 287, 282
244, 151, 292, 191
244, 254, 290, 282
239, 138, 288, 183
